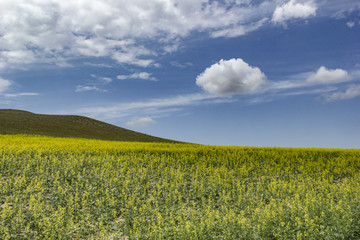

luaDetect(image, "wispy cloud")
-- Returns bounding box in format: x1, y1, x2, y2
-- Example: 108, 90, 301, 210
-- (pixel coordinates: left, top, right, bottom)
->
330, 1, 360, 20
69, 63, 358, 122
346, 21, 355, 28
90, 74, 112, 84
264, 66, 352, 92
126, 117, 156, 128
0, 77, 38, 99
117, 72, 157, 81
71, 93, 223, 121
75, 74, 112, 93
0, 77, 12, 93
257, 66, 355, 103
84, 62, 114, 68
170, 61, 193, 68
75, 85, 106, 93
247, 86, 338, 104
211, 18, 268, 38
3, 92, 39, 98
323, 85, 360, 102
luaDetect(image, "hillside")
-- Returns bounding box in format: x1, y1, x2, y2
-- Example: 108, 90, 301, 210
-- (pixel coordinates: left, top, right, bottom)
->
0, 109, 175, 142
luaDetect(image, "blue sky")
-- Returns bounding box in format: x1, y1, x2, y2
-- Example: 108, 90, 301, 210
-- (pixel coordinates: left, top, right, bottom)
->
0, 0, 359, 148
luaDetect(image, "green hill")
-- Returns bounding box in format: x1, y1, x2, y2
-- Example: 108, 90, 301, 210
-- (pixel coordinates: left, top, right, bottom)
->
0, 109, 176, 142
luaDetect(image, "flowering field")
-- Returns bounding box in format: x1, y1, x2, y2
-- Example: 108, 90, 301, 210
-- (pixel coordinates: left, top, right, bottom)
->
1, 135, 360, 239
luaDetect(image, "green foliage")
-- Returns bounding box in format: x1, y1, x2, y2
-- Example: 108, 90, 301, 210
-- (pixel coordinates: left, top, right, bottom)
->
0, 135, 360, 239
0, 109, 175, 142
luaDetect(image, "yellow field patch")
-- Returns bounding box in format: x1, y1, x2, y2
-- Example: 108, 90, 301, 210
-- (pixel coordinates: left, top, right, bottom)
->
1, 135, 359, 239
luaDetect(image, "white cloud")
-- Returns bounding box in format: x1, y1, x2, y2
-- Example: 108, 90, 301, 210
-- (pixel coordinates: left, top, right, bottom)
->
3, 92, 39, 97
1, 0, 355, 72
64, 64, 356, 121
126, 117, 156, 128
196, 58, 266, 97
346, 21, 355, 28
330, 2, 360, 20
211, 18, 268, 38
84, 62, 113, 68
248, 86, 336, 104
0, 77, 12, 93
75, 74, 112, 93
269, 80, 306, 90
243, 65, 356, 103
90, 74, 112, 84
0, 0, 282, 70
111, 46, 155, 67
69, 93, 227, 121
75, 85, 106, 92
99, 77, 112, 84
307, 66, 351, 84
324, 85, 360, 102
0, 77, 38, 98
170, 61, 193, 68
272, 0, 316, 24
117, 72, 157, 81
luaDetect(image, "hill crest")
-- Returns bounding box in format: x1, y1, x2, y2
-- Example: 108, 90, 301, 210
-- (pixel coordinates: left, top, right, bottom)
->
0, 109, 176, 142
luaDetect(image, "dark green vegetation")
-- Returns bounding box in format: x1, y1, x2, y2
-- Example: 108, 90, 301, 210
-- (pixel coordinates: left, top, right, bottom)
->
0, 109, 175, 142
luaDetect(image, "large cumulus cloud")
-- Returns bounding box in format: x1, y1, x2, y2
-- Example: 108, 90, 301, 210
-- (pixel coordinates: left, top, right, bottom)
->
196, 58, 266, 97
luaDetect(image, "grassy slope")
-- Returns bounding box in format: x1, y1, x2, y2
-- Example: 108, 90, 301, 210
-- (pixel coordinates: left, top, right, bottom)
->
0, 109, 176, 142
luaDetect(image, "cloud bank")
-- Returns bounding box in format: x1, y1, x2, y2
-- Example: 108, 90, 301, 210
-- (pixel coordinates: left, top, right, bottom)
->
0, 0, 285, 70
272, 0, 317, 24
196, 58, 266, 97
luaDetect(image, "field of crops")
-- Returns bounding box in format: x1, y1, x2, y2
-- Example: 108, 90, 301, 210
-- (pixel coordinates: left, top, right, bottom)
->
1, 134, 360, 239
